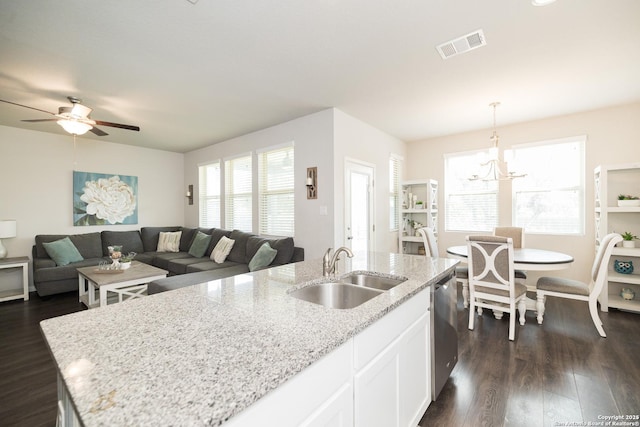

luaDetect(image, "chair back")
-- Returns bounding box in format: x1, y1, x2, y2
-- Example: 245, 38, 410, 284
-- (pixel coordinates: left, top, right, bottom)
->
467, 235, 515, 297
416, 227, 439, 257
590, 233, 623, 295
494, 227, 524, 249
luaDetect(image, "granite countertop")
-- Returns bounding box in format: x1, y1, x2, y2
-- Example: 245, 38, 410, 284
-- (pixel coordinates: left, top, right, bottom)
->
40, 252, 457, 426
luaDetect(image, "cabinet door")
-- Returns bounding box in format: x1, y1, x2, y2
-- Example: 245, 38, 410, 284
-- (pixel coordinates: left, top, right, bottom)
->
354, 341, 400, 427
399, 313, 430, 427
300, 383, 353, 427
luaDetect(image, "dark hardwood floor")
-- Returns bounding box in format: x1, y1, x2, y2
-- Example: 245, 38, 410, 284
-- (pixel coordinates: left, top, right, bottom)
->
0, 287, 638, 427
420, 287, 640, 427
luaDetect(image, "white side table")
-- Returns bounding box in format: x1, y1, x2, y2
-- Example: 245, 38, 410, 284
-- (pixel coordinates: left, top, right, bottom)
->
0, 256, 30, 303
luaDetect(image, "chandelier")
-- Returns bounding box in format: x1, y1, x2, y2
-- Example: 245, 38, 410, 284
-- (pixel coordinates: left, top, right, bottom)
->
469, 102, 526, 181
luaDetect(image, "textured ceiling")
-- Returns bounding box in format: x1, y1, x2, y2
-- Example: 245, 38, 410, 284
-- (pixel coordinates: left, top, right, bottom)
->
1, 0, 639, 153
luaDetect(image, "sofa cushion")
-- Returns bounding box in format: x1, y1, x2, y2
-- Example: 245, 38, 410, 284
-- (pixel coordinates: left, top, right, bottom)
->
101, 230, 144, 255
227, 230, 253, 263
179, 227, 200, 252
152, 252, 192, 270
248, 243, 277, 272
42, 237, 84, 266
186, 260, 246, 273
35, 233, 103, 259
188, 231, 212, 258
166, 257, 209, 275
206, 228, 232, 255
140, 227, 181, 252
211, 236, 235, 263
34, 258, 104, 282
245, 235, 295, 266
157, 231, 182, 252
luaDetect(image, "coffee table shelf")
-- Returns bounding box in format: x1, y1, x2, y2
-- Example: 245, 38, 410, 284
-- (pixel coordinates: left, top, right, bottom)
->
77, 261, 167, 308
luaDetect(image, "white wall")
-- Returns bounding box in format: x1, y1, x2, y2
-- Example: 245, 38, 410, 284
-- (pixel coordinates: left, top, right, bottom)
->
333, 109, 407, 253
183, 109, 335, 260
0, 125, 185, 261
406, 102, 640, 283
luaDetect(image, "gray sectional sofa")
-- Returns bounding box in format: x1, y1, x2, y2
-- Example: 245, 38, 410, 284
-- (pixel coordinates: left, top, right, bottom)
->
32, 226, 304, 297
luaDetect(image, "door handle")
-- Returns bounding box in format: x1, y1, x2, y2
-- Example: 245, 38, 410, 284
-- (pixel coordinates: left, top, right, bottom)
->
347, 236, 353, 240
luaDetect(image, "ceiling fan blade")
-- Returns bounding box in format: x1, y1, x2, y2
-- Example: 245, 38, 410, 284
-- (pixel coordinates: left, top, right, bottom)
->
89, 126, 109, 136
21, 119, 58, 122
94, 120, 140, 132
0, 99, 56, 115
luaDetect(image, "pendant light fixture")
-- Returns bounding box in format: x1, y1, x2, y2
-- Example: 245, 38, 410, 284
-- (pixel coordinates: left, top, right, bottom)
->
469, 102, 526, 181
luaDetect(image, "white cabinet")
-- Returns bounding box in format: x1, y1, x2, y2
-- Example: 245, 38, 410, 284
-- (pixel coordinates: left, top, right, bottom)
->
400, 180, 438, 255
595, 163, 640, 313
354, 287, 431, 427
226, 341, 354, 427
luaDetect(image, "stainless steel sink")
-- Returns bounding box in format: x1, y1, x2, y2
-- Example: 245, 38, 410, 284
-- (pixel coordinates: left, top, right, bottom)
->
289, 282, 383, 309
343, 273, 406, 291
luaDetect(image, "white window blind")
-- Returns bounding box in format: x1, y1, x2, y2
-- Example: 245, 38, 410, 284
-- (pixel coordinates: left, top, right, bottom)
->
444, 151, 498, 232
225, 155, 252, 232
512, 137, 585, 235
258, 145, 294, 236
389, 156, 401, 230
199, 161, 221, 228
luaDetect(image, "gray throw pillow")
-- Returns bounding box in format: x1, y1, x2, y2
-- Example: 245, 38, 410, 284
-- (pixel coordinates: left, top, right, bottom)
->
188, 231, 212, 258
42, 237, 84, 266
248, 243, 278, 272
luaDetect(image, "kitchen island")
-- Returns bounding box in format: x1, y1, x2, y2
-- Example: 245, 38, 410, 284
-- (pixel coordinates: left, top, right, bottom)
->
41, 252, 457, 426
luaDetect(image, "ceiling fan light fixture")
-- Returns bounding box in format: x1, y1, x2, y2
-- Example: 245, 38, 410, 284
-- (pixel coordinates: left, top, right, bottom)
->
57, 119, 92, 135
531, 0, 556, 6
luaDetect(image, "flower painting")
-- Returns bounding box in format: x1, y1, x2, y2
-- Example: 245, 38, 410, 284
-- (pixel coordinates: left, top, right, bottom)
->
73, 171, 138, 226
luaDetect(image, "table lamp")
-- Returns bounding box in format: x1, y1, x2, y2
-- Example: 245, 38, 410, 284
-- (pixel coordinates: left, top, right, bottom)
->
0, 220, 17, 258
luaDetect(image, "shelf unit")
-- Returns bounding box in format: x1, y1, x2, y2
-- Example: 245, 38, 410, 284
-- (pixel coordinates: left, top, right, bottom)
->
0, 257, 29, 303
595, 163, 640, 313
399, 179, 438, 255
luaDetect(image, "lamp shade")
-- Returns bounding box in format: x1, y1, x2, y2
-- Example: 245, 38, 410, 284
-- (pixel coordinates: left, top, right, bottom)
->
57, 119, 92, 135
0, 220, 17, 238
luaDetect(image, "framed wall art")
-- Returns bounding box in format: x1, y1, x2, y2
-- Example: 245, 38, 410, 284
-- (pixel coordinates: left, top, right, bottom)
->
73, 171, 138, 226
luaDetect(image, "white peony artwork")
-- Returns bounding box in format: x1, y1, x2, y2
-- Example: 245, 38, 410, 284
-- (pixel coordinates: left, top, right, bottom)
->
73, 171, 138, 226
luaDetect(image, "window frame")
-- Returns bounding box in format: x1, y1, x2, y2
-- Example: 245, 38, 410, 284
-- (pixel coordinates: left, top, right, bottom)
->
224, 153, 253, 232
389, 154, 402, 231
511, 135, 586, 236
444, 149, 499, 232
257, 142, 295, 237
198, 160, 221, 228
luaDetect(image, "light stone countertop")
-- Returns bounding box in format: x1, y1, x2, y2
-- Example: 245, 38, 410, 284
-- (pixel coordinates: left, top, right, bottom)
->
40, 252, 457, 426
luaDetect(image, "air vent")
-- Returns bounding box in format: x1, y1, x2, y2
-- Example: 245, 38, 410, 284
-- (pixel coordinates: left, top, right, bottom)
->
436, 29, 486, 59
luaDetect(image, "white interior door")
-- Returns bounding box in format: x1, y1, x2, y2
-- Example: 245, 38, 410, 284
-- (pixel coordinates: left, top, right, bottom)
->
345, 160, 375, 253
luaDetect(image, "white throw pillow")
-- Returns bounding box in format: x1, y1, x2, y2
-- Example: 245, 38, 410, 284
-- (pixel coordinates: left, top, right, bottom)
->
210, 236, 235, 264
157, 231, 182, 252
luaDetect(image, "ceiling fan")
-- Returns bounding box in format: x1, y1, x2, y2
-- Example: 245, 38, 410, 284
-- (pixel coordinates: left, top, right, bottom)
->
0, 96, 140, 136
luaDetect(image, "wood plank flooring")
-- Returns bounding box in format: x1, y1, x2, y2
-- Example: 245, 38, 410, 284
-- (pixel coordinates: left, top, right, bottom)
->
420, 287, 640, 427
0, 287, 638, 427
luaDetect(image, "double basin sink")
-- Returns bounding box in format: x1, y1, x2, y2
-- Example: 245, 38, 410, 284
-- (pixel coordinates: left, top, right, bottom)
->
289, 272, 407, 309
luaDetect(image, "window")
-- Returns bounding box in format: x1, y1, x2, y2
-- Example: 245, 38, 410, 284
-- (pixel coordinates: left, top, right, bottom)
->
444, 150, 498, 232
258, 144, 294, 236
512, 136, 585, 235
389, 155, 402, 230
198, 161, 221, 228
225, 155, 252, 232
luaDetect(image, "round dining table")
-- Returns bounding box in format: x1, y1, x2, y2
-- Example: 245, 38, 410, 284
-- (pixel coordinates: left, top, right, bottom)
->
446, 245, 574, 271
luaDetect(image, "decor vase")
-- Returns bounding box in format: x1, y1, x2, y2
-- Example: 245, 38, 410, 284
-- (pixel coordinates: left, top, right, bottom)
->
622, 240, 635, 248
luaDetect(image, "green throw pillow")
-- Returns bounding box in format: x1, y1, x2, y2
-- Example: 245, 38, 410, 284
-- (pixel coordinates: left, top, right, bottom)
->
188, 231, 212, 258
42, 237, 84, 266
248, 242, 278, 272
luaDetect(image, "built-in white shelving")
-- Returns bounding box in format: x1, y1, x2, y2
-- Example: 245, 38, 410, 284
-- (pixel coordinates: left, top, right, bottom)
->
399, 179, 438, 255
595, 163, 640, 313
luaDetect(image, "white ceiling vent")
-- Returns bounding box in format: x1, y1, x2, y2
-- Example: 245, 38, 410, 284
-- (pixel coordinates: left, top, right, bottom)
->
436, 29, 486, 59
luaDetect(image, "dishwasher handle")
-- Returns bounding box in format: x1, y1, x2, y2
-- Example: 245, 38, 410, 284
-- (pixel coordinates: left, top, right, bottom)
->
434, 272, 455, 291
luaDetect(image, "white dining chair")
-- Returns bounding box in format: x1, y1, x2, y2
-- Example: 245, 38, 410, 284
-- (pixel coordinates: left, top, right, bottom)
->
467, 235, 527, 341
417, 227, 468, 306
493, 227, 528, 285
535, 232, 622, 338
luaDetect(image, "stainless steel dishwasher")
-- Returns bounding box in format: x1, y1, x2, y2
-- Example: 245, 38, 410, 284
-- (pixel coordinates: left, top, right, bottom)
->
431, 271, 458, 400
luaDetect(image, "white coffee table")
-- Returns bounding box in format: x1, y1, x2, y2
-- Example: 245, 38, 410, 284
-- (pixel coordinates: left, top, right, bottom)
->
77, 261, 168, 308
